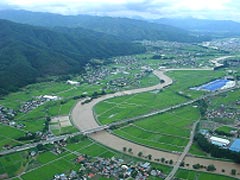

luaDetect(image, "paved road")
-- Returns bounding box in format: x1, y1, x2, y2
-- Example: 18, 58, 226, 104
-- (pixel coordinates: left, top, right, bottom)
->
0, 134, 72, 156
3, 68, 238, 177
71, 69, 240, 179
165, 120, 199, 180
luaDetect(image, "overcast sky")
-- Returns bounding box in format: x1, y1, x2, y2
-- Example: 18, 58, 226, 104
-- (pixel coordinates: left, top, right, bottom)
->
1, 0, 240, 21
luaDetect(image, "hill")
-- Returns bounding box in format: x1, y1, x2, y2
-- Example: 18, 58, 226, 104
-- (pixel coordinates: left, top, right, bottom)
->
0, 19, 144, 95
0, 10, 204, 42
153, 18, 240, 33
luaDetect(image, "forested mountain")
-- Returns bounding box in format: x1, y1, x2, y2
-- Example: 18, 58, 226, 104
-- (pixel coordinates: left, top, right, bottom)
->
0, 19, 144, 95
0, 10, 204, 42
154, 18, 240, 33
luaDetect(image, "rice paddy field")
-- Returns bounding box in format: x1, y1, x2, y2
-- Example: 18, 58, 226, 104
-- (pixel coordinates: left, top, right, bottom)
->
4, 137, 171, 180
0, 151, 28, 177
114, 105, 201, 152
1, 136, 236, 180
94, 70, 225, 125
0, 124, 26, 151
1, 138, 117, 180
0, 64, 160, 135
208, 88, 240, 108
175, 169, 238, 180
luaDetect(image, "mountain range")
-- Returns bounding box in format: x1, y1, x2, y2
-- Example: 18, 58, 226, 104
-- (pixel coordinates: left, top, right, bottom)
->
0, 10, 204, 42
0, 19, 144, 95
1, 10, 240, 95
153, 18, 240, 34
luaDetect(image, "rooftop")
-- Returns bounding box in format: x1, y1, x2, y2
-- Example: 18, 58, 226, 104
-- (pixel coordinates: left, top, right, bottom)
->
229, 139, 240, 152
210, 136, 230, 145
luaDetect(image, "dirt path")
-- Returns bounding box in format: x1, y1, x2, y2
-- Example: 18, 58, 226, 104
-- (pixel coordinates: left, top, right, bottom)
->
71, 70, 240, 179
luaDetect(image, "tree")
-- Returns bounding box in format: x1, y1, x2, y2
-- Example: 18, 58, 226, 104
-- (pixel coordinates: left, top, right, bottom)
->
193, 164, 201, 169
206, 164, 216, 171
123, 147, 127, 152
138, 152, 143, 157
128, 148, 132, 153
161, 157, 165, 163
147, 154, 152, 160
231, 169, 236, 175
169, 159, 173, 165
131, 170, 138, 178
180, 162, 185, 167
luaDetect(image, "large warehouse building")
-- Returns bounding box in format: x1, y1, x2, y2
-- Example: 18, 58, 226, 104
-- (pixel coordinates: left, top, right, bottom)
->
210, 136, 230, 147
229, 139, 240, 152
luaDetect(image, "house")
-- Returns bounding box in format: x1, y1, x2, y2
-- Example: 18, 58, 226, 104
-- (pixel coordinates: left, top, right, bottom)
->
66, 80, 80, 85
43, 95, 59, 101
76, 156, 86, 163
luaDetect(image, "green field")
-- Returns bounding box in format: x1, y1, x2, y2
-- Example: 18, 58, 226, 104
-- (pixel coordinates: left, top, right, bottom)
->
215, 126, 237, 134
114, 106, 200, 152
21, 139, 117, 180
0, 151, 28, 177
18, 137, 171, 180
0, 124, 26, 150
175, 169, 238, 180
94, 70, 224, 124
165, 70, 225, 99
208, 89, 240, 107
189, 142, 209, 157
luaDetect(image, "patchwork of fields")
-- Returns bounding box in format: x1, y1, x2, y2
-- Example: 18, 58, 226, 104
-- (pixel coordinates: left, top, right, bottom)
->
94, 70, 224, 124
114, 105, 200, 152
1, 65, 238, 179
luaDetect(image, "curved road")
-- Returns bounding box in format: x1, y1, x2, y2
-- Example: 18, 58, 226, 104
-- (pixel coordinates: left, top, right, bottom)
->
71, 70, 240, 179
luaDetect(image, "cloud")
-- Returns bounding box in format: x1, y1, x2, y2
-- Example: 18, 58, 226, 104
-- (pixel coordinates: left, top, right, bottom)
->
0, 0, 239, 21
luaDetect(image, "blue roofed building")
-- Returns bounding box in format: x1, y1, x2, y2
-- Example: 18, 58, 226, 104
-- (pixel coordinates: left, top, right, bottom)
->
229, 139, 240, 152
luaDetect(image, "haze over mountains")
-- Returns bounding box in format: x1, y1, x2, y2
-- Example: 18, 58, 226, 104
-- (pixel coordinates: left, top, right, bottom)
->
0, 9, 240, 95
154, 18, 240, 33
0, 10, 200, 42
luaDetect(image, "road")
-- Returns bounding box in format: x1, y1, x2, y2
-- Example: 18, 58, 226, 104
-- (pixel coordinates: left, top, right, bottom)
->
71, 69, 240, 179
2, 67, 239, 178
165, 120, 199, 180
71, 70, 173, 131
0, 134, 71, 156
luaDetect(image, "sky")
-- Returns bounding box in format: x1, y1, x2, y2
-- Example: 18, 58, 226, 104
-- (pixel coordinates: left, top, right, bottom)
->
1, 0, 240, 21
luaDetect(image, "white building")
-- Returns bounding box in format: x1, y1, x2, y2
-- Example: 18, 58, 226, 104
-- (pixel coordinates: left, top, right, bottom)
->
210, 136, 230, 147
43, 95, 59, 101
66, 80, 80, 85
221, 81, 236, 90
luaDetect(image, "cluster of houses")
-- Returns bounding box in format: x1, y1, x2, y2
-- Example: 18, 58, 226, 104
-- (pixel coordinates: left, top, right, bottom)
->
141, 40, 211, 68
0, 105, 16, 125
53, 156, 166, 180
202, 38, 240, 52
20, 95, 60, 113
205, 108, 239, 122
80, 56, 155, 92
82, 64, 112, 84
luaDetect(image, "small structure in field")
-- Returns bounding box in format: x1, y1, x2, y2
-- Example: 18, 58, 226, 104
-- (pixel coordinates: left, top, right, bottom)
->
66, 80, 80, 85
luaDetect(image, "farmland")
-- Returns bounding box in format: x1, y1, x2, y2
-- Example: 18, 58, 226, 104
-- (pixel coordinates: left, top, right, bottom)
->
175, 169, 238, 180
0, 56, 161, 137
0, 124, 25, 150
0, 39, 239, 179
94, 70, 225, 125
17, 137, 171, 180
113, 105, 200, 152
